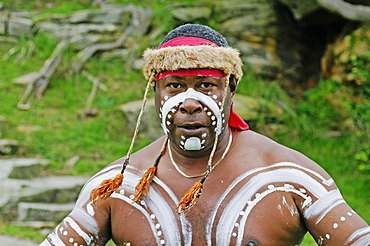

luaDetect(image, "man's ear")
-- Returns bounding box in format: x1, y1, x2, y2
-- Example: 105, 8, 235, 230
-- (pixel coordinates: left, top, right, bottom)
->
229, 76, 237, 95
153, 81, 157, 91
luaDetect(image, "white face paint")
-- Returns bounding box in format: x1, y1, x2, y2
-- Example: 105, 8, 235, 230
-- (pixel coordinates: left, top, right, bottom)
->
160, 88, 223, 150
183, 137, 202, 150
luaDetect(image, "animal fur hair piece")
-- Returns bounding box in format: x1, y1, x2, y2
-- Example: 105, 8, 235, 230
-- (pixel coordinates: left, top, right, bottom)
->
142, 45, 243, 83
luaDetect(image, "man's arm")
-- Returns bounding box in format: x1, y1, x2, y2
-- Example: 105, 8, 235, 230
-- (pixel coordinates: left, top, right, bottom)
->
40, 161, 124, 246
296, 165, 369, 245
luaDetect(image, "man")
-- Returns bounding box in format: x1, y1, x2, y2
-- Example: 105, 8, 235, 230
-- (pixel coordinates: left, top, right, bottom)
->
41, 24, 369, 246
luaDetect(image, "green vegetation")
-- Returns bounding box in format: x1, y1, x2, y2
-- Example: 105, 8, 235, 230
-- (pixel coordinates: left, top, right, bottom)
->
0, 1, 368, 245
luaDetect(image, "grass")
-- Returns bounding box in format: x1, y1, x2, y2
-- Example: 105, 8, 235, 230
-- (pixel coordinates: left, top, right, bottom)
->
0, 1, 369, 245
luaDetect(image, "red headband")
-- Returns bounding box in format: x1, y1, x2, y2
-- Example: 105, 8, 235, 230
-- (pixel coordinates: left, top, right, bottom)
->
155, 69, 226, 80
158, 36, 219, 48
155, 36, 249, 131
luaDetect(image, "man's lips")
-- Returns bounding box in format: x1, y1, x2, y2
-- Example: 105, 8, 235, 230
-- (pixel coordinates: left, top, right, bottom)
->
176, 123, 207, 134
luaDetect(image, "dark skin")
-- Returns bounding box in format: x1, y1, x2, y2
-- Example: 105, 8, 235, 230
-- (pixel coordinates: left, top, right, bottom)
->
41, 76, 369, 246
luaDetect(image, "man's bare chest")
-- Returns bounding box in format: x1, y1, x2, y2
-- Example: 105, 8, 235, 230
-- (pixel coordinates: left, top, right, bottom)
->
108, 165, 308, 245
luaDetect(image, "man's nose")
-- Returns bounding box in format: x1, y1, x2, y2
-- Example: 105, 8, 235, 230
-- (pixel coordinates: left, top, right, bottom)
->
179, 98, 202, 114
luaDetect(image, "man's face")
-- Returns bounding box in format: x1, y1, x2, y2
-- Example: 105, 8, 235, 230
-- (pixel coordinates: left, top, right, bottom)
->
155, 75, 234, 152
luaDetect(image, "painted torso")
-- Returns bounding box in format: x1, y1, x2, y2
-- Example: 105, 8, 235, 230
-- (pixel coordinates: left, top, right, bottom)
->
41, 131, 370, 246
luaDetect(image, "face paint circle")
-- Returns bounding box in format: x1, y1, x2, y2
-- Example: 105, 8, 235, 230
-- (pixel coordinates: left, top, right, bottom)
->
184, 137, 202, 151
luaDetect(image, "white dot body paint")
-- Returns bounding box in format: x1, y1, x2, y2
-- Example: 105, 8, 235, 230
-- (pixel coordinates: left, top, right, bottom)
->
86, 202, 95, 216
184, 137, 202, 151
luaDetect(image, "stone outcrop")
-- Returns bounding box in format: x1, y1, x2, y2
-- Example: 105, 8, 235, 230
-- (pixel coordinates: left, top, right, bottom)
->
1, 1, 362, 89
0, 139, 19, 155
0, 158, 89, 225
0, 235, 38, 246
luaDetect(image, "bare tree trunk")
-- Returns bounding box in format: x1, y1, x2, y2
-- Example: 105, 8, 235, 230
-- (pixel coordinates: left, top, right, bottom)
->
16, 40, 69, 110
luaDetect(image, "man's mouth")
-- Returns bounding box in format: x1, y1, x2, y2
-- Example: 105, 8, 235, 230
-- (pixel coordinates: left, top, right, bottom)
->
180, 124, 205, 129
177, 124, 207, 133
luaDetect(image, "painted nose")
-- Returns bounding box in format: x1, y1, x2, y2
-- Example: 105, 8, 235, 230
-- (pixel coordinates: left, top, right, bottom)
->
179, 98, 202, 114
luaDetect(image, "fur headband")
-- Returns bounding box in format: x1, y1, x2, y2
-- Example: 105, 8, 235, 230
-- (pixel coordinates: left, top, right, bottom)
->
142, 45, 243, 83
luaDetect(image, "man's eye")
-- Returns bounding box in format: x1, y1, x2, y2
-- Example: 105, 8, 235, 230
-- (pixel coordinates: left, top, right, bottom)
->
168, 83, 181, 89
200, 83, 214, 88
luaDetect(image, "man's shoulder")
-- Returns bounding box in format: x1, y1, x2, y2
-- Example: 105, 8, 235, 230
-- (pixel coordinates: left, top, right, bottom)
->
236, 130, 321, 170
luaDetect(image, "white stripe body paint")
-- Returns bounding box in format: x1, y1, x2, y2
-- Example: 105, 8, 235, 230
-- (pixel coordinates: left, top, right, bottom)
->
64, 216, 92, 244
68, 163, 122, 235
161, 88, 222, 135
351, 234, 370, 246
206, 161, 332, 245
303, 189, 345, 224
62, 161, 352, 245
346, 227, 370, 245
39, 239, 52, 246
111, 192, 162, 245
47, 225, 66, 246
215, 168, 328, 245
118, 167, 192, 246
153, 177, 193, 246
235, 187, 311, 246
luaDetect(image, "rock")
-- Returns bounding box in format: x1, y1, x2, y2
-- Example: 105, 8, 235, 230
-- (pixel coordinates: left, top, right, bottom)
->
233, 94, 284, 121
0, 235, 38, 246
0, 139, 19, 155
0, 11, 8, 34
11, 11, 36, 19
35, 22, 118, 40
16, 125, 42, 134
0, 116, 4, 137
121, 98, 163, 140
17, 202, 75, 223
0, 175, 89, 220
0, 158, 49, 179
69, 34, 101, 50
217, 1, 275, 23
0, 36, 18, 46
100, 48, 130, 61
69, 8, 131, 26
8, 17, 33, 37
65, 155, 80, 168
0, 2, 4, 10
102, 4, 152, 35
172, 7, 212, 22
8, 159, 49, 180
278, 0, 320, 20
